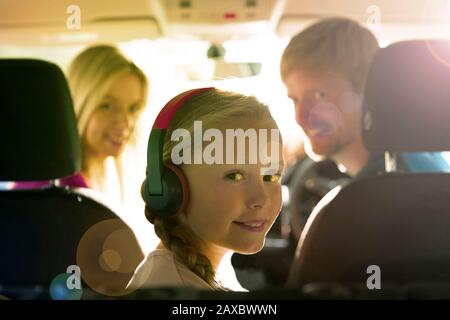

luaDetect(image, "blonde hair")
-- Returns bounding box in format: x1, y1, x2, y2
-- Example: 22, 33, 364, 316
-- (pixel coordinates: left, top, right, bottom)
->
144, 88, 279, 290
67, 45, 148, 198
280, 17, 379, 93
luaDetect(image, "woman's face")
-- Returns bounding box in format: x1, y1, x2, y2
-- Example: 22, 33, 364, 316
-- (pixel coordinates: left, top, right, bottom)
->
178, 120, 284, 258
84, 73, 144, 158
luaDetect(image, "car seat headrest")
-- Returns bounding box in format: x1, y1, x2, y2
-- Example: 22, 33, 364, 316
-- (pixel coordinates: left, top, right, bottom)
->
0, 59, 80, 181
363, 40, 450, 153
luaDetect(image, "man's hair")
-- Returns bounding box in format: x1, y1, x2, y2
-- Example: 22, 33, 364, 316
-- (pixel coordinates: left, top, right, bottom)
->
280, 17, 379, 93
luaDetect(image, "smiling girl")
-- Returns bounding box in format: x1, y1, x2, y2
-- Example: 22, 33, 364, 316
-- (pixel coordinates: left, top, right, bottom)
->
127, 88, 284, 290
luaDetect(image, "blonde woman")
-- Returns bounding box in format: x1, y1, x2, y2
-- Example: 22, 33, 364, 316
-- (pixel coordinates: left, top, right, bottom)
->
67, 45, 148, 199
127, 88, 284, 290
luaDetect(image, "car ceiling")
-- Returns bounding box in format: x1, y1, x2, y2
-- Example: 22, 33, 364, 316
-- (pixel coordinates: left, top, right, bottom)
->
0, 0, 449, 45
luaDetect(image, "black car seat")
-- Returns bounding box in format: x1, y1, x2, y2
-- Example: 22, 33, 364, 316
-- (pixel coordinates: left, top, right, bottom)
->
287, 40, 450, 287
0, 59, 143, 298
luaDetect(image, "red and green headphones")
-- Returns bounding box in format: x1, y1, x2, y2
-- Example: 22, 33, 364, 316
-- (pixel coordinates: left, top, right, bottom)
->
142, 87, 214, 218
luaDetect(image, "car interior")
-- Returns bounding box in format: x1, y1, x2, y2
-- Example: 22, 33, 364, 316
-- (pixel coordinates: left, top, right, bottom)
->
1, 0, 450, 300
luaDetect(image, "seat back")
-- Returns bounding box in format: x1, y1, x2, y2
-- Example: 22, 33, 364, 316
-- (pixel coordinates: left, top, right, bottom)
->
288, 173, 450, 285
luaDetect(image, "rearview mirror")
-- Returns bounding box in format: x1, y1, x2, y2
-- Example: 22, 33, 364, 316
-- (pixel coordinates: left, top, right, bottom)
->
177, 43, 262, 81
177, 60, 261, 81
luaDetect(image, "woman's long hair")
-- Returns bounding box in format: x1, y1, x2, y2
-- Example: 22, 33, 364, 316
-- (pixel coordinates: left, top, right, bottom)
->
67, 45, 148, 200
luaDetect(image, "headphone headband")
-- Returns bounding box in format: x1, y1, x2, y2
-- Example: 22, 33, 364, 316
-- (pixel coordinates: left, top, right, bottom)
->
152, 87, 214, 129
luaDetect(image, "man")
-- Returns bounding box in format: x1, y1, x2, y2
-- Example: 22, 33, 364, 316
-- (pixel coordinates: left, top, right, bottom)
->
280, 17, 449, 179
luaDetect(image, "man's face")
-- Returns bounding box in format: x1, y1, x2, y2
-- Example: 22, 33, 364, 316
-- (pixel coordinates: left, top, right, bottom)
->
284, 68, 364, 160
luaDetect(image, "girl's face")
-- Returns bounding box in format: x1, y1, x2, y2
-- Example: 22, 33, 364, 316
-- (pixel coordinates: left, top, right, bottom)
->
178, 120, 284, 258
84, 73, 144, 158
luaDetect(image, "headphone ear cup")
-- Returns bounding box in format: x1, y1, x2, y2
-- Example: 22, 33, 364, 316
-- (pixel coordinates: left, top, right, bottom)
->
143, 164, 189, 218
165, 163, 190, 214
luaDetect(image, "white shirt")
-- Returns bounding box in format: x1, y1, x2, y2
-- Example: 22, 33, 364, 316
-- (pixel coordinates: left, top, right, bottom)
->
127, 249, 213, 290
